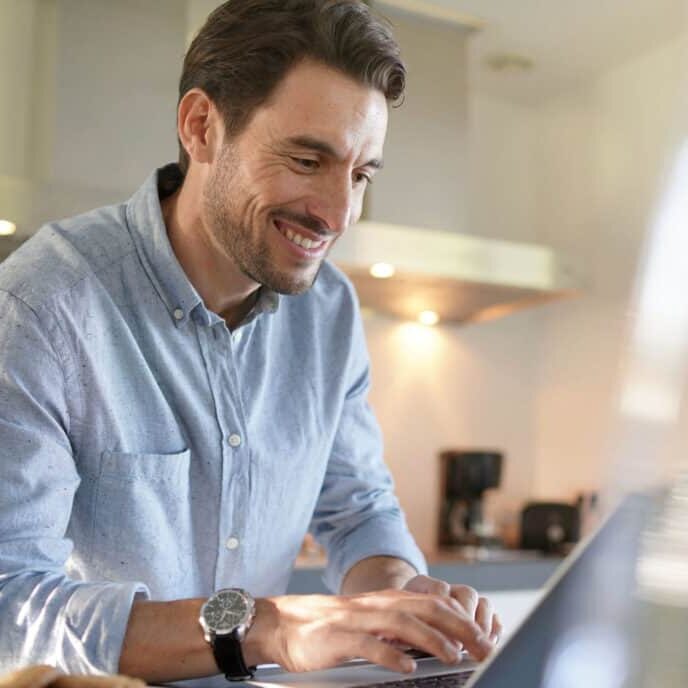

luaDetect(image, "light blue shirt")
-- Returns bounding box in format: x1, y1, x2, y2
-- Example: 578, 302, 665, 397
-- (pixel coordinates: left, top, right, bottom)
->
0, 165, 426, 675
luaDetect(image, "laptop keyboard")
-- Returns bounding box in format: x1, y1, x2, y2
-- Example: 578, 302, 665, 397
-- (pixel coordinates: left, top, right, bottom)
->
360, 671, 473, 688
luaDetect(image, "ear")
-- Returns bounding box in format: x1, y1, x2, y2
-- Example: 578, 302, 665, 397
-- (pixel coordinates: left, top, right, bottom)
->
177, 88, 224, 166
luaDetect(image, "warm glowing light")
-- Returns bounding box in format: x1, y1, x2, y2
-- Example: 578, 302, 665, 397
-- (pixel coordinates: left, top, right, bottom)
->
418, 310, 440, 326
369, 262, 395, 279
395, 322, 444, 359
0, 220, 16, 236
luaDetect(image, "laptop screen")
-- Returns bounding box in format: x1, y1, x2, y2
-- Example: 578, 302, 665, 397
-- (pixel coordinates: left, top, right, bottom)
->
466, 494, 655, 688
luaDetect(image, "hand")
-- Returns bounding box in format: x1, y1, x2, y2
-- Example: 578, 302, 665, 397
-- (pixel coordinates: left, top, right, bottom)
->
0, 666, 145, 688
0, 666, 61, 688
243, 590, 495, 674
403, 576, 502, 646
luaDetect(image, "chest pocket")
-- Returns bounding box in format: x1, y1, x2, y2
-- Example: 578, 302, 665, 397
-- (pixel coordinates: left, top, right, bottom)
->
88, 448, 195, 594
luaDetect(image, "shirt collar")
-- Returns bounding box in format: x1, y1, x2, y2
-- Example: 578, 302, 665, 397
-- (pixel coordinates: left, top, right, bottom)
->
125, 163, 280, 328
242, 287, 279, 327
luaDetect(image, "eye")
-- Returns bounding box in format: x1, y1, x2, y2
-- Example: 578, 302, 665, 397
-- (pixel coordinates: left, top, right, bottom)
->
292, 157, 319, 170
354, 171, 372, 185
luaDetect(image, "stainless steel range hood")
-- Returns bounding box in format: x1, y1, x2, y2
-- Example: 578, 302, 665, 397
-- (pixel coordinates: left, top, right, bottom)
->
330, 221, 577, 325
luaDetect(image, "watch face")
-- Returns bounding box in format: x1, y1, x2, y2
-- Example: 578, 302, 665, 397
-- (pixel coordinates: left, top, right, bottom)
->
202, 590, 250, 634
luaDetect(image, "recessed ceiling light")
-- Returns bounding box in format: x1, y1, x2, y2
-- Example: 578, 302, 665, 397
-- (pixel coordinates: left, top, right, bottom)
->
0, 220, 17, 236
418, 310, 440, 326
370, 262, 396, 279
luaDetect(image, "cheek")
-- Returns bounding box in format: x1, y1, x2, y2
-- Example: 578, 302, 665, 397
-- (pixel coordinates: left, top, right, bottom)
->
349, 190, 365, 223
246, 165, 305, 209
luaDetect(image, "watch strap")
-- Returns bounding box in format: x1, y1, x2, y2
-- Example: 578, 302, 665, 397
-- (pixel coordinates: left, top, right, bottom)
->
212, 629, 256, 681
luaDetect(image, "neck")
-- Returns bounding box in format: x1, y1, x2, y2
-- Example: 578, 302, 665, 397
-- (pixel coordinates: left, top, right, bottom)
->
161, 173, 260, 329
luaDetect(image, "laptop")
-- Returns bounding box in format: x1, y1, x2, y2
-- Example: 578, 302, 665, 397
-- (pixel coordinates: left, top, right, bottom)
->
172, 494, 652, 688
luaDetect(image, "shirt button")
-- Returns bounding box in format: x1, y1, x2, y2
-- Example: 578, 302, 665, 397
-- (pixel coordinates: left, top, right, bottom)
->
232, 330, 242, 344
173, 307, 184, 321
228, 433, 242, 448
225, 536, 240, 550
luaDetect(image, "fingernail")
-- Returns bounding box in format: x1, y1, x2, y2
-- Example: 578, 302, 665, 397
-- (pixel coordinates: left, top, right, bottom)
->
402, 658, 416, 673
479, 635, 495, 651
470, 634, 487, 652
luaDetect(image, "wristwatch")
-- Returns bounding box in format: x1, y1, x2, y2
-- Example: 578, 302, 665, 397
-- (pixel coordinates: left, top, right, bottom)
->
199, 588, 257, 681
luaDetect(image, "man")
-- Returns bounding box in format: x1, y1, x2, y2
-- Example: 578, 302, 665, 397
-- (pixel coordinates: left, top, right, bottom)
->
0, 0, 500, 683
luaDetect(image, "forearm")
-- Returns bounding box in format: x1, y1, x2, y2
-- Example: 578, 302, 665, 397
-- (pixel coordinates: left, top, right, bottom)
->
120, 597, 285, 683
118, 599, 215, 683
339, 556, 417, 594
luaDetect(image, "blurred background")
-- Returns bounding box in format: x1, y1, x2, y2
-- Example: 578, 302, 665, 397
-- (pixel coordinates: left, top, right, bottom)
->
2, 0, 688, 572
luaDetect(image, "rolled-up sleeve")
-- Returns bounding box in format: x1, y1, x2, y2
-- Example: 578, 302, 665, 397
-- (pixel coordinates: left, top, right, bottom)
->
0, 290, 149, 674
309, 306, 427, 593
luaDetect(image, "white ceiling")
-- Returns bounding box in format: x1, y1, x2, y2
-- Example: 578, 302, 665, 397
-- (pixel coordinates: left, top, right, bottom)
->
403, 0, 688, 103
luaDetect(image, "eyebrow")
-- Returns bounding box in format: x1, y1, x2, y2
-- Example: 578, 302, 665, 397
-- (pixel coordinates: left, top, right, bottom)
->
284, 135, 384, 170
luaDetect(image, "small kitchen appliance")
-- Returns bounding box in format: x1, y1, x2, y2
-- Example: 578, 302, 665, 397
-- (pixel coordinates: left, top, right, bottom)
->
438, 449, 503, 548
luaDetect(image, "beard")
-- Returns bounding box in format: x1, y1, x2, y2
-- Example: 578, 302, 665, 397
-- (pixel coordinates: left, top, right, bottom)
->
203, 144, 325, 295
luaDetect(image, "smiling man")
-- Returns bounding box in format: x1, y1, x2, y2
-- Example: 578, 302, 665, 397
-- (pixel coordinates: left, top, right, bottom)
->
0, 0, 499, 683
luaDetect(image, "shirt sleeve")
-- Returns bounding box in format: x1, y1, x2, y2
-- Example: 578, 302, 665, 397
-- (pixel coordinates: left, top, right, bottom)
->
0, 290, 150, 675
308, 298, 427, 593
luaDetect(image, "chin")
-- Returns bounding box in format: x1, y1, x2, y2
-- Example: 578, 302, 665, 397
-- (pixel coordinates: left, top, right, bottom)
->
268, 277, 315, 296
262, 267, 321, 295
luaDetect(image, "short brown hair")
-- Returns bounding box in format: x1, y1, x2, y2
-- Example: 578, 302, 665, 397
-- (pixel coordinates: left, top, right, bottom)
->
177, 0, 404, 174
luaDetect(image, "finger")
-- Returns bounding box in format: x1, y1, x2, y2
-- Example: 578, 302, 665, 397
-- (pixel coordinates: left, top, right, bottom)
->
348, 633, 418, 674
449, 585, 480, 619
405, 595, 491, 661
404, 576, 451, 597
474, 597, 493, 636
490, 614, 503, 645
354, 609, 462, 665
354, 592, 492, 661
0, 666, 63, 688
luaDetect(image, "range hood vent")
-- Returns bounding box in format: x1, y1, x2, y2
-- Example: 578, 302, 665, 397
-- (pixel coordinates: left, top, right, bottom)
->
330, 221, 577, 325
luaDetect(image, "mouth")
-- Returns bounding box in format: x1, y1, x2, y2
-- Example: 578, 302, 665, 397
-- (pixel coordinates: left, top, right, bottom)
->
273, 218, 330, 258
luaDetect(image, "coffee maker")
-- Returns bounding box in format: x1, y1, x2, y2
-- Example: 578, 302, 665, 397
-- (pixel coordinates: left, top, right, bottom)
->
438, 450, 503, 548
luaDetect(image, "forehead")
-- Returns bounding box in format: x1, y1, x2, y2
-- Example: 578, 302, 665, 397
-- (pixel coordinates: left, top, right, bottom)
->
243, 59, 388, 160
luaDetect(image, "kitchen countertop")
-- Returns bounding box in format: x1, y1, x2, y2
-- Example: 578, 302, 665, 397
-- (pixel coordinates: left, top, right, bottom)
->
288, 551, 562, 594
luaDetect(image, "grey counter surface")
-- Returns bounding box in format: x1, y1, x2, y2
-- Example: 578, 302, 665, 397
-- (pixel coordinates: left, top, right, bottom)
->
287, 557, 562, 594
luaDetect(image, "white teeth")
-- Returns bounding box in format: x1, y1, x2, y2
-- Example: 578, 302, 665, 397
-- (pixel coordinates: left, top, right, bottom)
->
279, 222, 323, 251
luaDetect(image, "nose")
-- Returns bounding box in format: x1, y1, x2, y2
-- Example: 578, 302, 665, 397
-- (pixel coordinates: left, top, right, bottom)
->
306, 173, 358, 234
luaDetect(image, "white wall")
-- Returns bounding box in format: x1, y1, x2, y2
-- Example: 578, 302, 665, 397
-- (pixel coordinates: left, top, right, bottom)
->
465, 93, 539, 243
0, 0, 37, 179
1, 0, 186, 233
49, 0, 184, 192
367, 9, 470, 233
366, 309, 543, 549
532, 30, 688, 501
